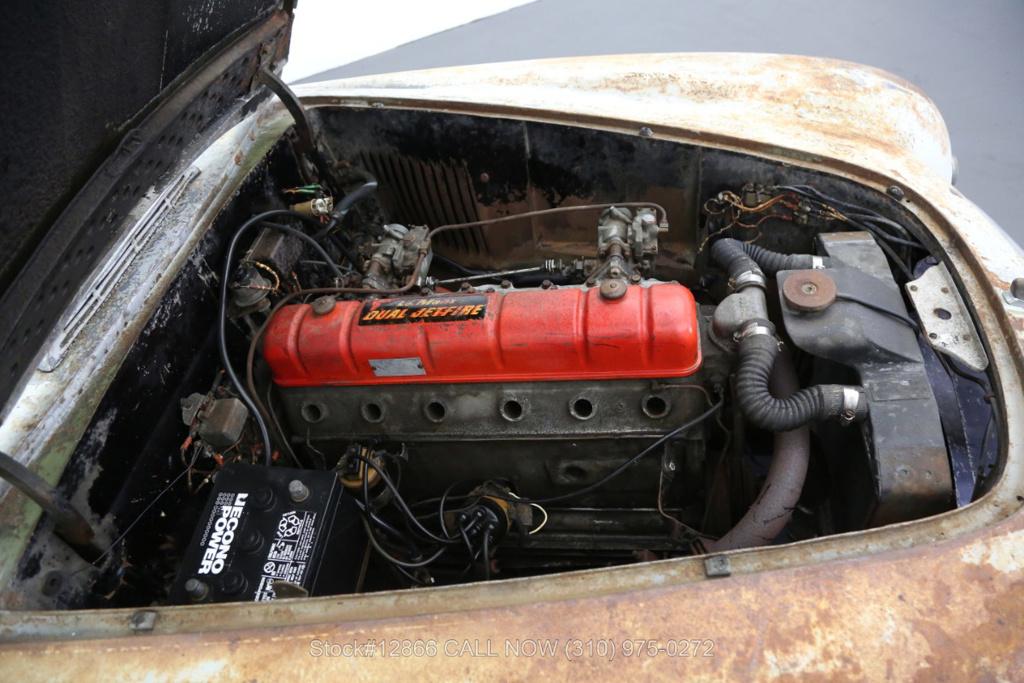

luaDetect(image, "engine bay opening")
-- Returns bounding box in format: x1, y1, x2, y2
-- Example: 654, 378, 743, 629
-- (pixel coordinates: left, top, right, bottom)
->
12, 108, 1001, 610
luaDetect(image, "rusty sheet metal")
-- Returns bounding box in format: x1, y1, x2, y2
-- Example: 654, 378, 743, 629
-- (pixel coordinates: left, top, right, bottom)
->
1, 54, 1023, 679
0, 510, 1021, 680
295, 53, 954, 188
0, 95, 296, 598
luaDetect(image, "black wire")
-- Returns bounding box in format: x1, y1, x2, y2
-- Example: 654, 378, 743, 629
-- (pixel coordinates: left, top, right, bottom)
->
357, 461, 447, 574
393, 565, 426, 586
220, 212, 291, 464
264, 384, 301, 468
410, 492, 478, 510
257, 222, 345, 278
360, 505, 409, 543
354, 498, 416, 549
437, 481, 460, 539
459, 524, 476, 559
427, 479, 487, 534
432, 253, 485, 276
865, 229, 914, 280
73, 449, 200, 574
834, 294, 921, 331
328, 233, 361, 271
774, 184, 922, 277
361, 518, 447, 569
497, 398, 723, 505
978, 412, 994, 473
844, 220, 924, 251
778, 185, 913, 238
832, 214, 913, 270
844, 213, 927, 249
225, 207, 367, 469
481, 531, 491, 581
938, 352, 993, 397
351, 453, 462, 545
220, 208, 352, 466
360, 471, 425, 557
315, 179, 379, 239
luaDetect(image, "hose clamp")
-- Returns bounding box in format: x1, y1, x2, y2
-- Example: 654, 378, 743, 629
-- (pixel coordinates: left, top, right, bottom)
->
734, 322, 773, 342
811, 256, 826, 270
840, 386, 862, 424
731, 270, 766, 291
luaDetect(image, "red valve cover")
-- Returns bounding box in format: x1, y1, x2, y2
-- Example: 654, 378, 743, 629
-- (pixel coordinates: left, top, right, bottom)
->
263, 283, 701, 387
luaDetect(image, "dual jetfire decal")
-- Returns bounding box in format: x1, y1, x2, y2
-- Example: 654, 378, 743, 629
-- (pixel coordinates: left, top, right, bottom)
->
358, 295, 487, 325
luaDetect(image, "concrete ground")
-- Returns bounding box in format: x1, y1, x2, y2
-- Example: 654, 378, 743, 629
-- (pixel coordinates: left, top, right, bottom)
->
300, 0, 1023, 242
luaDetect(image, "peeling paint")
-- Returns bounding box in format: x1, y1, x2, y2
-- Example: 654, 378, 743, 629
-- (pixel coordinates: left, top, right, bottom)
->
0, 53, 1022, 679
960, 528, 1024, 574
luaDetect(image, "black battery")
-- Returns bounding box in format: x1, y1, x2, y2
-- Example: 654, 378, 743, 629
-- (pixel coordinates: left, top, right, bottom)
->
170, 463, 362, 604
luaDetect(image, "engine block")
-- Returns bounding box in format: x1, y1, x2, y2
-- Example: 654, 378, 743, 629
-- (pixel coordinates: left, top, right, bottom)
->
264, 282, 707, 508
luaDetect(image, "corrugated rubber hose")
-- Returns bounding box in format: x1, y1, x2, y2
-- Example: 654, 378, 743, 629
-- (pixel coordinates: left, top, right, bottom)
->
736, 328, 864, 431
710, 236, 864, 430
711, 237, 828, 277
706, 350, 809, 551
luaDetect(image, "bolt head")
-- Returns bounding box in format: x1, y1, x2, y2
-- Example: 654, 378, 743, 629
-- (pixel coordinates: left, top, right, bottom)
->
887, 185, 905, 200
41, 570, 64, 597
129, 610, 158, 631
220, 571, 247, 595
310, 296, 336, 316
288, 479, 310, 503
1011, 278, 1024, 300
184, 578, 209, 601
599, 278, 627, 300
250, 486, 275, 509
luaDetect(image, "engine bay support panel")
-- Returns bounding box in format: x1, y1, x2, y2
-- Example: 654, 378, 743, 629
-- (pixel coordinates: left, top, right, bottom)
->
778, 232, 953, 526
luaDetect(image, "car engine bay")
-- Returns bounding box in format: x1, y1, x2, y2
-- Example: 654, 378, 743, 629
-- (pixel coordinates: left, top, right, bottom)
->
10, 107, 999, 609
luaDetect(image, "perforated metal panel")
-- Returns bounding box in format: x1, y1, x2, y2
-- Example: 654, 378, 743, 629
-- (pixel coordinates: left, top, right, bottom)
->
0, 10, 290, 407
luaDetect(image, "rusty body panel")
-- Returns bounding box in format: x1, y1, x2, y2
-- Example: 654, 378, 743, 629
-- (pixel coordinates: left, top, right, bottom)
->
1, 53, 1023, 679
297, 53, 955, 186
1, 512, 1022, 680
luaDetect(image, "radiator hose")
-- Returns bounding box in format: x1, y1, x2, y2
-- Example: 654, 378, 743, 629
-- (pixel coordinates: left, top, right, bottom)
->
705, 349, 809, 551
710, 237, 828, 280
711, 237, 866, 431
736, 321, 866, 431
737, 242, 827, 275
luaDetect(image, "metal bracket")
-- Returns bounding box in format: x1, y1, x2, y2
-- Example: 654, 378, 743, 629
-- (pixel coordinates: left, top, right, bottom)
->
905, 263, 988, 372
703, 555, 732, 578
129, 610, 158, 633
